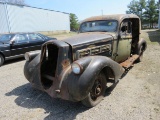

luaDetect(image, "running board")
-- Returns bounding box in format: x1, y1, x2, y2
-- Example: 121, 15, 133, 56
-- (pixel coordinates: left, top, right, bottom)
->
120, 55, 139, 68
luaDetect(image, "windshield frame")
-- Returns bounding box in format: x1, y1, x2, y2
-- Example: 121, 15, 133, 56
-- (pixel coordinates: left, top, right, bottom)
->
79, 20, 118, 33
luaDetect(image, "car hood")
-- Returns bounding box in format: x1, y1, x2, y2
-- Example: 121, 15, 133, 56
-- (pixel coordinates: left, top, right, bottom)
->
62, 32, 116, 47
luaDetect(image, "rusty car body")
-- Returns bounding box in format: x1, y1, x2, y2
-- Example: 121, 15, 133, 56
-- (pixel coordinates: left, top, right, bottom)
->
24, 14, 147, 107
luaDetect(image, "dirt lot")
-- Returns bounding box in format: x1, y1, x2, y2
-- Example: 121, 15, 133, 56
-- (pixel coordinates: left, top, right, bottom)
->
0, 30, 160, 120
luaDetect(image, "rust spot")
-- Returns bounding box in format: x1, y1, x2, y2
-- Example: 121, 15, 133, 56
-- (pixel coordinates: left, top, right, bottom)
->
61, 59, 70, 69
120, 55, 139, 68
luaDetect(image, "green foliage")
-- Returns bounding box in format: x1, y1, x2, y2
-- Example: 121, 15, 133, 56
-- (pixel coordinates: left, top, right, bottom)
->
126, 0, 159, 28
126, 0, 146, 19
70, 13, 79, 31
143, 0, 159, 28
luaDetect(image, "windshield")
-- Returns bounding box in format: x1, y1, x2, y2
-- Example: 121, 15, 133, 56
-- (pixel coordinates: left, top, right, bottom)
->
79, 20, 118, 33
0, 34, 15, 43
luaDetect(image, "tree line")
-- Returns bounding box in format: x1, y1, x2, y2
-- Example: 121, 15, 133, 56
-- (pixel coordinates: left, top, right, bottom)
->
70, 13, 79, 31
126, 0, 159, 28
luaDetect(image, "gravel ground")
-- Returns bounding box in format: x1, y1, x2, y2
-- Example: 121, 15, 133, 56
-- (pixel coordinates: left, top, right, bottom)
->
0, 31, 160, 120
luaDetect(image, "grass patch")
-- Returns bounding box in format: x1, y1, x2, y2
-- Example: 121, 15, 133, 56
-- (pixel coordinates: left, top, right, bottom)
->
41, 30, 160, 44
141, 30, 160, 45
43, 32, 77, 40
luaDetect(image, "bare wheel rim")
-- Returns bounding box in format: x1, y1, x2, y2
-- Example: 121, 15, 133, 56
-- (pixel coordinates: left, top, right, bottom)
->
90, 78, 103, 101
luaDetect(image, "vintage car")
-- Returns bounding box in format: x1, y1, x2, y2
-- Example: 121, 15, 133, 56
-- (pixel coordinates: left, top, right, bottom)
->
24, 14, 147, 107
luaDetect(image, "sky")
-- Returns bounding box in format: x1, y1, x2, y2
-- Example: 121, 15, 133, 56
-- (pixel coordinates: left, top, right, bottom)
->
25, 0, 133, 20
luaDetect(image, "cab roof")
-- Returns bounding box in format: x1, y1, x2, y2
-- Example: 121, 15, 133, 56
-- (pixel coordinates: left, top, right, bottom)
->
82, 14, 140, 23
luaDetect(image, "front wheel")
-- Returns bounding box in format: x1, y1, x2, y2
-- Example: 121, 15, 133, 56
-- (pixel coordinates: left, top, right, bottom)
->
81, 72, 107, 107
0, 54, 4, 67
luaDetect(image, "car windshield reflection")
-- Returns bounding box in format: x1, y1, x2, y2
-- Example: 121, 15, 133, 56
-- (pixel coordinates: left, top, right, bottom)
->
0, 34, 14, 42
79, 20, 118, 33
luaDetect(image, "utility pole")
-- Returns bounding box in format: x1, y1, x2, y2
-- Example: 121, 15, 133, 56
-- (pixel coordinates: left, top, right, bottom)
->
101, 9, 103, 16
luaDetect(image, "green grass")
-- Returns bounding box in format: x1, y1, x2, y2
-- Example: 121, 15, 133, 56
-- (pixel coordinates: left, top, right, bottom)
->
42, 30, 160, 45
141, 30, 160, 45
45, 32, 77, 40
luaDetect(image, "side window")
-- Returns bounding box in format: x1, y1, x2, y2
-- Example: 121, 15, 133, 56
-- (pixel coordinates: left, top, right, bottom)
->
38, 34, 49, 40
28, 33, 43, 41
120, 20, 132, 35
15, 34, 29, 43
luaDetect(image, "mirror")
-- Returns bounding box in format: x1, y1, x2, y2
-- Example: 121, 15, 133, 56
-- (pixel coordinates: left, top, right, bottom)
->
10, 40, 15, 45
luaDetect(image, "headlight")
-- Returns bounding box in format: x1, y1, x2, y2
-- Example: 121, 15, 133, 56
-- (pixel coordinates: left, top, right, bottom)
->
24, 52, 30, 62
72, 63, 82, 74
24, 51, 40, 62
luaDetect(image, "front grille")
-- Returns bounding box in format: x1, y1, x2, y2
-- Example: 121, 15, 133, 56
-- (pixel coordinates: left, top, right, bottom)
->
76, 44, 111, 59
41, 44, 59, 89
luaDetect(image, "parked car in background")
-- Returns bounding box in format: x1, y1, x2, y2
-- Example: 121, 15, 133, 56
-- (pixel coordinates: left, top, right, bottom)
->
0, 33, 56, 66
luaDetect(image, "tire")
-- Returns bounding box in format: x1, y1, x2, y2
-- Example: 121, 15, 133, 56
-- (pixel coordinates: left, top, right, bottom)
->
0, 54, 4, 67
81, 72, 107, 107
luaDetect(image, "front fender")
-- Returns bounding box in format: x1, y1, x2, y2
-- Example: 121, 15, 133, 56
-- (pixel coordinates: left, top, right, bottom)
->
24, 53, 43, 90
61, 56, 124, 101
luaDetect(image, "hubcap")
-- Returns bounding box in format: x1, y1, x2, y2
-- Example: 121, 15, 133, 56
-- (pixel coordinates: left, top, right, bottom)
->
90, 79, 102, 101
95, 84, 102, 96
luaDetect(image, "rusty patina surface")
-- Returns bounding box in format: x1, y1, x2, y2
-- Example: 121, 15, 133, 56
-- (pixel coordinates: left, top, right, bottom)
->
24, 14, 147, 107
82, 14, 140, 23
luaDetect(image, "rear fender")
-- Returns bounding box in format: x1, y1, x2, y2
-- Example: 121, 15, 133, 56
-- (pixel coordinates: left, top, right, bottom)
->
138, 38, 147, 51
134, 38, 147, 54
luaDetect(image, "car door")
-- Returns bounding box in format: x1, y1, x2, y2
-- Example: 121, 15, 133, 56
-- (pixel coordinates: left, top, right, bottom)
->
10, 34, 30, 56
28, 33, 44, 51
115, 20, 132, 62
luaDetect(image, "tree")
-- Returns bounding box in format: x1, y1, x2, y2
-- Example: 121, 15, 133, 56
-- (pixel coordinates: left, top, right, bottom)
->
126, 0, 159, 28
139, 0, 146, 18
70, 13, 79, 31
126, 0, 139, 15
126, 0, 146, 21
143, 0, 159, 28
0, 0, 26, 5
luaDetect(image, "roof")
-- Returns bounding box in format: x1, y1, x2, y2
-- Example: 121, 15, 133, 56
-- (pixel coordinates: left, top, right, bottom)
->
82, 14, 140, 23
0, 1, 69, 15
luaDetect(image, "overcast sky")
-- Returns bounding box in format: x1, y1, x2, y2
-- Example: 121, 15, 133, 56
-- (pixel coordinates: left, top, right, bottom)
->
25, 0, 136, 20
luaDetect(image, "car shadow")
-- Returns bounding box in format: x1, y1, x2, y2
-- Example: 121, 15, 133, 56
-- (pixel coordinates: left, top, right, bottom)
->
5, 68, 131, 120
5, 83, 88, 120
105, 66, 133, 96
146, 30, 160, 45
3, 57, 25, 66
105, 80, 119, 96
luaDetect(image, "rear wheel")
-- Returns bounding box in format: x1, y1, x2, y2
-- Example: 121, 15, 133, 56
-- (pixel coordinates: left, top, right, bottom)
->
136, 45, 144, 62
81, 72, 106, 107
0, 54, 4, 67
